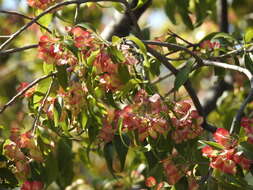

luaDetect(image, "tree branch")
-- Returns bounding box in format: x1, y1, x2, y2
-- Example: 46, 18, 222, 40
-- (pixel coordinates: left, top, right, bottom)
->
0, 0, 127, 51
0, 10, 52, 34
31, 78, 54, 134
203, 59, 253, 134
0, 44, 38, 55
203, 60, 253, 84
143, 40, 203, 65
0, 72, 57, 114
101, 0, 152, 40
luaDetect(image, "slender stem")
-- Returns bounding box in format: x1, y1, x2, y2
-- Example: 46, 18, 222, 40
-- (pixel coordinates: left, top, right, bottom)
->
0, 35, 11, 38
203, 60, 253, 84
74, 3, 81, 24
151, 73, 173, 85
0, 72, 57, 114
0, 44, 38, 55
230, 88, 253, 134
167, 28, 196, 47
32, 78, 54, 134
143, 40, 203, 65
0, 0, 125, 51
203, 59, 253, 134
0, 10, 52, 34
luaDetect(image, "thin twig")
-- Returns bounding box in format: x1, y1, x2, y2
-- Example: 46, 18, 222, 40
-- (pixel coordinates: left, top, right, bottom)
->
101, 0, 152, 40
74, 3, 80, 24
0, 44, 38, 55
0, 35, 11, 38
0, 0, 125, 51
151, 73, 173, 85
0, 10, 52, 34
32, 78, 54, 134
167, 28, 196, 47
120, 0, 143, 39
211, 43, 253, 59
203, 60, 253, 84
143, 40, 203, 65
0, 72, 57, 114
230, 88, 253, 134
203, 59, 253, 134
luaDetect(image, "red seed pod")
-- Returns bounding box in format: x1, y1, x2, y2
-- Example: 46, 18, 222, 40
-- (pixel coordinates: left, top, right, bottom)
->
145, 176, 157, 187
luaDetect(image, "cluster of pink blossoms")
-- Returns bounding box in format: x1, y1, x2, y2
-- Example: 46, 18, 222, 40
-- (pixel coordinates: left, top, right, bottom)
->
202, 128, 252, 174
38, 26, 139, 92
38, 34, 77, 66
200, 40, 221, 50
21, 180, 43, 190
241, 117, 253, 144
99, 90, 204, 144
4, 128, 43, 182
99, 90, 168, 142
161, 152, 199, 190
171, 101, 203, 143
27, 0, 62, 9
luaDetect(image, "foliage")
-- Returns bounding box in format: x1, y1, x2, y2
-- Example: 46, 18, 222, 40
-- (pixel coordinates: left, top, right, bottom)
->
1, 0, 253, 190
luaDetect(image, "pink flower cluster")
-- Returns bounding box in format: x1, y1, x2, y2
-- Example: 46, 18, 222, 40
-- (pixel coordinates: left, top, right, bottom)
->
241, 117, 253, 144
27, 0, 62, 9
202, 128, 252, 174
171, 101, 203, 143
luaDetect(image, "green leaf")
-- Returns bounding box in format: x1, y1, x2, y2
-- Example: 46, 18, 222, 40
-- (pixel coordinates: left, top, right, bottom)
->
120, 78, 141, 98
174, 176, 188, 190
33, 78, 51, 107
127, 36, 147, 54
88, 122, 100, 143
178, 9, 193, 30
195, 0, 206, 26
56, 138, 74, 189
104, 142, 115, 175
148, 163, 164, 181
56, 65, 68, 90
36, 77, 51, 94
114, 135, 130, 171
111, 35, 122, 44
244, 53, 253, 74
238, 142, 253, 160
174, 61, 193, 90
165, 0, 177, 24
76, 22, 97, 32
44, 152, 59, 185
0, 168, 18, 187
199, 140, 224, 150
53, 97, 63, 127
107, 46, 125, 63
199, 32, 220, 44
63, 39, 79, 57
245, 28, 253, 43
118, 63, 131, 84
150, 59, 161, 76
112, 2, 125, 13
80, 111, 88, 129
36, 9, 52, 30
87, 50, 100, 66
145, 151, 158, 170
43, 62, 55, 75
213, 32, 236, 42
132, 0, 148, 10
